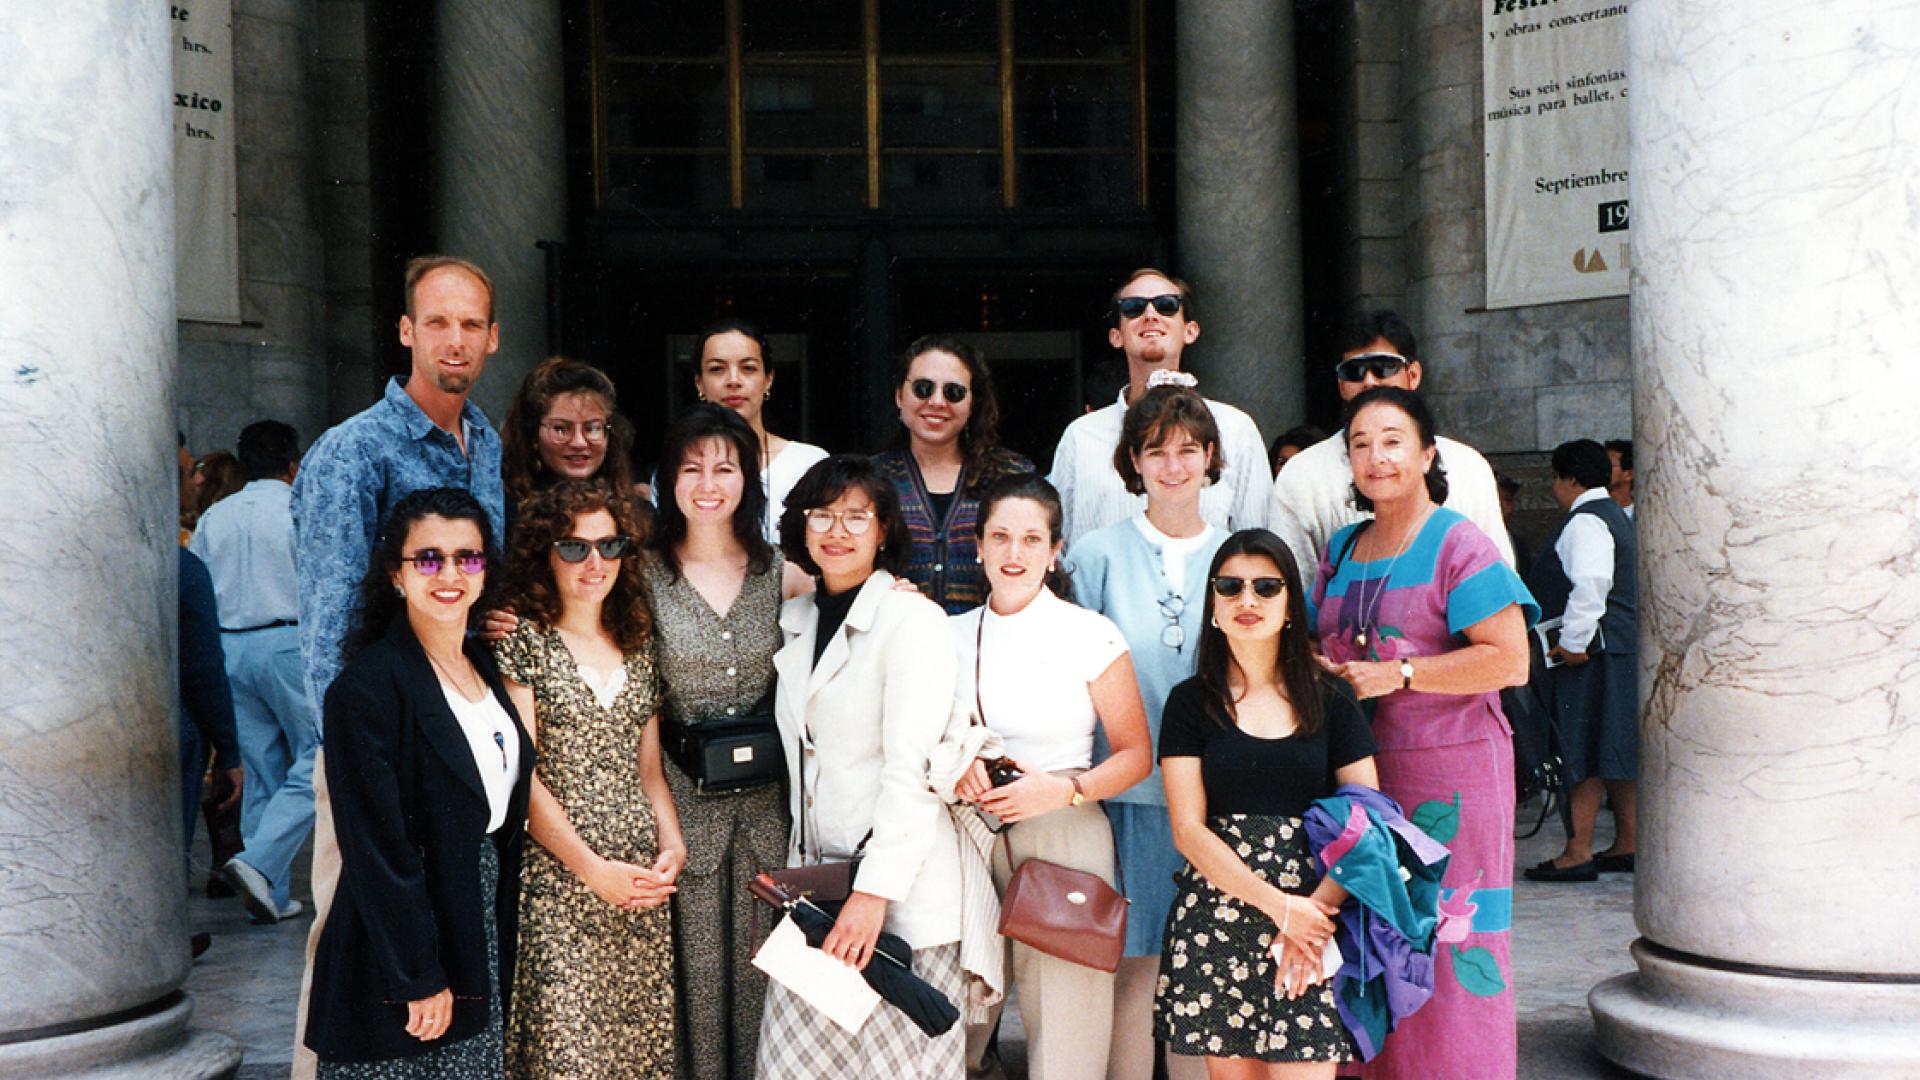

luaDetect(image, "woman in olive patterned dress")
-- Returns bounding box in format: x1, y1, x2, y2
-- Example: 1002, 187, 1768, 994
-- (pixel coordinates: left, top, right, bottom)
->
643, 405, 804, 1079
495, 481, 684, 1078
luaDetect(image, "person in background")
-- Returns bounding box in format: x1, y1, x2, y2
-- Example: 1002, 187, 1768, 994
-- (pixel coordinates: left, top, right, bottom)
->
495, 482, 681, 1077
1270, 424, 1327, 476
1157, 529, 1378, 1075
290, 254, 506, 1080
952, 473, 1152, 1080
178, 545, 244, 876
1604, 439, 1634, 517
304, 488, 530, 1079
1050, 268, 1269, 546
1310, 387, 1535, 1080
180, 431, 202, 545
1523, 440, 1638, 883
874, 335, 1035, 614
499, 355, 634, 521
192, 451, 246, 520
643, 404, 801, 1078
1267, 311, 1514, 579
693, 320, 829, 541
1062, 380, 1230, 1080
193, 420, 317, 926
757, 455, 972, 1077
1495, 472, 1534, 571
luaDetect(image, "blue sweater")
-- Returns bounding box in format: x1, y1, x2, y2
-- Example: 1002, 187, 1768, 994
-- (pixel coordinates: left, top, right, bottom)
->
1063, 518, 1224, 806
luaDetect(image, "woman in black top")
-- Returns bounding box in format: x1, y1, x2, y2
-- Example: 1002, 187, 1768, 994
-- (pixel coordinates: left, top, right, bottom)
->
1155, 529, 1378, 1077
305, 488, 534, 1076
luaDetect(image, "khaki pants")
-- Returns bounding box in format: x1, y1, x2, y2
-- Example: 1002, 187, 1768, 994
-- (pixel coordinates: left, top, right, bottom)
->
290, 749, 341, 1080
965, 789, 1117, 1080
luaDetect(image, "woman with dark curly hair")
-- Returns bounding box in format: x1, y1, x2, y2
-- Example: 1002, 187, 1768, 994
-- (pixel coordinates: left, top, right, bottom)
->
492, 480, 683, 1078
304, 488, 532, 1079
873, 335, 1034, 613
499, 356, 634, 512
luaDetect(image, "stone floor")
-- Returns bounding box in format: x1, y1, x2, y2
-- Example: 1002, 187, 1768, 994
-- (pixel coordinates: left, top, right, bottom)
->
184, 795, 1645, 1078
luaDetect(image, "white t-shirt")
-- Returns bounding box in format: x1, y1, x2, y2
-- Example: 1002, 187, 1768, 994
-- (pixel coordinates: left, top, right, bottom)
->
764, 439, 830, 542
440, 682, 522, 833
950, 588, 1130, 773
1132, 516, 1220, 587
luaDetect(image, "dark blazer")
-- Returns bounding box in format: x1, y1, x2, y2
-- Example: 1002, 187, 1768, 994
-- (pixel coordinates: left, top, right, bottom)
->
304, 614, 535, 1064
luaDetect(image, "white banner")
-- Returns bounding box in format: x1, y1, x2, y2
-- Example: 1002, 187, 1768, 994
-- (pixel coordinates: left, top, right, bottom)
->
1482, 0, 1630, 309
172, 0, 241, 323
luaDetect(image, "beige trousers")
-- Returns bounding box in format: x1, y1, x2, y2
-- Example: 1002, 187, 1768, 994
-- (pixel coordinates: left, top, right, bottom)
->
965, 790, 1117, 1080
289, 749, 341, 1080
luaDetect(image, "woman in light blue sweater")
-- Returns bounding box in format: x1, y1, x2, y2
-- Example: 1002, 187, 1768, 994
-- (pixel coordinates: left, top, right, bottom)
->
1062, 378, 1229, 1080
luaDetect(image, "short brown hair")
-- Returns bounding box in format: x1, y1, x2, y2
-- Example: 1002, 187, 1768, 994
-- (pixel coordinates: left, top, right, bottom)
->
1108, 266, 1198, 327
1112, 385, 1223, 495
777, 455, 910, 579
404, 255, 495, 322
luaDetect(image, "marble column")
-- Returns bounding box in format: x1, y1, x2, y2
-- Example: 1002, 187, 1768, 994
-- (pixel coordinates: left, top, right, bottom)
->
433, 0, 566, 424
1588, 2, 1920, 1075
1175, 0, 1303, 434
0, 5, 239, 1076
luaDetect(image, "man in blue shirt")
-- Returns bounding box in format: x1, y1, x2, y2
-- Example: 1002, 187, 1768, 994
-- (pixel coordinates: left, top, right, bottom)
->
289, 254, 505, 1079
192, 419, 315, 924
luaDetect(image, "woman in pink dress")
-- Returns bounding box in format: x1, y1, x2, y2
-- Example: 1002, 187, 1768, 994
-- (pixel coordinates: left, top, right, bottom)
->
1308, 387, 1537, 1079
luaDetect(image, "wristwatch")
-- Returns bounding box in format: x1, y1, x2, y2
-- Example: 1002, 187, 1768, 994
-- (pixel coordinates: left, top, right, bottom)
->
1399, 657, 1415, 690
1068, 777, 1086, 807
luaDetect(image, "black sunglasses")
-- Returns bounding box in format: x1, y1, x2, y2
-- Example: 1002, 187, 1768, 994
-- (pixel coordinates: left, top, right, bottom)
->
1334, 352, 1411, 383
1212, 576, 1286, 599
552, 536, 634, 563
1114, 294, 1184, 320
910, 378, 969, 404
400, 549, 487, 576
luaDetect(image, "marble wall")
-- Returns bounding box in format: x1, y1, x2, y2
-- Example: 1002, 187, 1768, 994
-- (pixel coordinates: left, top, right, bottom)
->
1590, 0, 1920, 1072
0, 3, 238, 1074
1175, 0, 1306, 435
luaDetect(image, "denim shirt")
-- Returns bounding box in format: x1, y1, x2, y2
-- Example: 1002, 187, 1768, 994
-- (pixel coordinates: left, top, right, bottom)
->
292, 377, 504, 728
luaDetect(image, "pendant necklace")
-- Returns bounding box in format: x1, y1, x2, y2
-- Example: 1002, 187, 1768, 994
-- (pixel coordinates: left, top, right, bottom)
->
1350, 507, 1433, 651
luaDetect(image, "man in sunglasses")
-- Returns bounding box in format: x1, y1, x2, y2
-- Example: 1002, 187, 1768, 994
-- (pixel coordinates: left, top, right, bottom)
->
287, 254, 507, 1080
1265, 310, 1514, 577
1049, 267, 1271, 545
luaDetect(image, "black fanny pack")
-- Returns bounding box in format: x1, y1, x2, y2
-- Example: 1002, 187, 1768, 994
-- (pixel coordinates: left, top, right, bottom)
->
659, 683, 784, 795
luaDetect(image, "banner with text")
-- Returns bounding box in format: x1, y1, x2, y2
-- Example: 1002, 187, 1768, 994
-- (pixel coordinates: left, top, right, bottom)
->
1482, 0, 1629, 309
172, 0, 241, 323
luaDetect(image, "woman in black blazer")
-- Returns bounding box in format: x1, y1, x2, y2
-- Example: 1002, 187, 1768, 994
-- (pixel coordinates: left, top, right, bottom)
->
304, 488, 535, 1077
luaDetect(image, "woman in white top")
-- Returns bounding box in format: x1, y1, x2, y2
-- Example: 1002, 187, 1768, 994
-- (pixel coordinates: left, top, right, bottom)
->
693, 321, 830, 541
758, 454, 972, 1078
952, 473, 1152, 1080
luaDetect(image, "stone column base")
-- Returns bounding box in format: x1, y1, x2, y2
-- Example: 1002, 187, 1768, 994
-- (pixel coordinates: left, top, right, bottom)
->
0, 994, 241, 1079
1591, 939, 1920, 1078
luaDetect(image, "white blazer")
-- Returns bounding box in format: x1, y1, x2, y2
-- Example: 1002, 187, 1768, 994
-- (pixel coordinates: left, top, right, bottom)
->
773, 569, 963, 949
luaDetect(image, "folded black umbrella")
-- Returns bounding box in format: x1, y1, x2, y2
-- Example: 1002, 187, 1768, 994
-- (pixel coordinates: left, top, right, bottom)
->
782, 897, 959, 1038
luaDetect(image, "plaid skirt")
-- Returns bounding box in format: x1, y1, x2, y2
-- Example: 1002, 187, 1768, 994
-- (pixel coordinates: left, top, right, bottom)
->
754, 941, 965, 1079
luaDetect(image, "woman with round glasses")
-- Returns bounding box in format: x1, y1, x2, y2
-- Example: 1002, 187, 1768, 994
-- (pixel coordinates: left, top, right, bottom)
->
492, 480, 683, 1078
757, 454, 972, 1077
693, 320, 829, 541
951, 473, 1152, 1080
642, 404, 807, 1079
1060, 380, 1230, 1080
873, 335, 1034, 614
1156, 529, 1377, 1075
1311, 387, 1535, 1080
500, 355, 635, 516
304, 488, 532, 1078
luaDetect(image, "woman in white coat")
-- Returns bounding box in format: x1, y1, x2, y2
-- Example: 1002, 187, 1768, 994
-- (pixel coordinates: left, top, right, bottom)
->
757, 454, 969, 1078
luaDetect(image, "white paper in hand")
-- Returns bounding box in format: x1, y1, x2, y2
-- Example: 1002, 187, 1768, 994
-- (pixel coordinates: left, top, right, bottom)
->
751, 916, 882, 1034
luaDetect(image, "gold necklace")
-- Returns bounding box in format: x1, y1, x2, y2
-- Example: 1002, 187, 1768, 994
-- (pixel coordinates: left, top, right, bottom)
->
425, 648, 483, 700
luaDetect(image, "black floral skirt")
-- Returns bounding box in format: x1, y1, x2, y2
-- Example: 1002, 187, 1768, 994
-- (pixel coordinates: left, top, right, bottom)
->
1153, 814, 1355, 1063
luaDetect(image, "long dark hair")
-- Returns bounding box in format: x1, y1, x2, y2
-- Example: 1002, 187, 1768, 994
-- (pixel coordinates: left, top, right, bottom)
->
500, 355, 635, 506
1194, 529, 1327, 736
505, 481, 654, 652
973, 472, 1072, 599
343, 488, 502, 661
649, 403, 775, 579
1344, 386, 1448, 511
892, 335, 1014, 493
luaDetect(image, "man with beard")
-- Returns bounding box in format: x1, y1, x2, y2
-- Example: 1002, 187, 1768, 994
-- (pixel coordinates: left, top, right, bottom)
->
287, 255, 505, 1079
1048, 267, 1270, 545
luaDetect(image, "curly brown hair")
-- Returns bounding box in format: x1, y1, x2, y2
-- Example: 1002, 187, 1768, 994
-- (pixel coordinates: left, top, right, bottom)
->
505, 480, 654, 652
